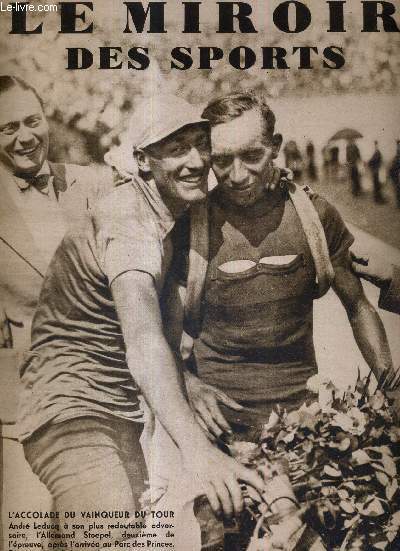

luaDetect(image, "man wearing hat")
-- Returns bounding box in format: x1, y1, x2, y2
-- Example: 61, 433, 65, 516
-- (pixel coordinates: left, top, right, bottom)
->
18, 93, 264, 532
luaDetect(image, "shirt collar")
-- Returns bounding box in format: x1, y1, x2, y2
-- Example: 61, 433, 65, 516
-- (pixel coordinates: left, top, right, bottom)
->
36, 160, 51, 176
13, 161, 52, 192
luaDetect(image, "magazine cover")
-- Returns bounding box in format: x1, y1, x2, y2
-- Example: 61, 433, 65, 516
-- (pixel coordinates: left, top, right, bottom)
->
1, 1, 400, 550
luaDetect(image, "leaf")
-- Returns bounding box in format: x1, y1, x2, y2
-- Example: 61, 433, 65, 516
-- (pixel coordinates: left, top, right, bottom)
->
388, 426, 400, 443
351, 449, 371, 465
321, 486, 336, 496
376, 471, 390, 487
389, 511, 400, 527
263, 410, 280, 432
305, 401, 321, 416
381, 455, 397, 478
302, 440, 313, 454
299, 411, 319, 431
340, 500, 355, 514
370, 426, 385, 440
373, 542, 388, 550
276, 430, 289, 442
283, 431, 296, 444
319, 387, 334, 409
359, 498, 385, 517
286, 411, 301, 426
369, 391, 386, 411
333, 412, 354, 432
365, 445, 392, 457
324, 465, 342, 478
342, 481, 357, 492
387, 530, 398, 543
229, 441, 258, 460
306, 374, 329, 394
338, 437, 352, 451
386, 478, 398, 501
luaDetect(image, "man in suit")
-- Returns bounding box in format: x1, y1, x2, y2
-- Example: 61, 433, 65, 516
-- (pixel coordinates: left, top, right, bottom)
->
0, 75, 113, 533
0, 75, 113, 352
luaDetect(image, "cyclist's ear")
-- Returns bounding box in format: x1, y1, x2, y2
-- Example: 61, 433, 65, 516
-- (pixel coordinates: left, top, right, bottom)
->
271, 133, 283, 159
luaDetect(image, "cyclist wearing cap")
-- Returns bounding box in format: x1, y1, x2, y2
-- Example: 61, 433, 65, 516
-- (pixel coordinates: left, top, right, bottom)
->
18, 94, 264, 536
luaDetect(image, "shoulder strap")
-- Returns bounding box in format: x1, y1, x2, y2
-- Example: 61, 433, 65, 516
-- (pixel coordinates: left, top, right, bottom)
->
288, 183, 335, 298
179, 183, 335, 359
180, 200, 209, 360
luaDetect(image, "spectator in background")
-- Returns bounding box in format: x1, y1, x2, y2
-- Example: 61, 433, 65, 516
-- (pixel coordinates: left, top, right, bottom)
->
368, 141, 386, 204
389, 140, 400, 209
0, 75, 113, 352
346, 138, 362, 196
322, 145, 330, 182
351, 251, 400, 316
283, 140, 304, 182
305, 140, 317, 182
0, 75, 114, 526
330, 145, 339, 167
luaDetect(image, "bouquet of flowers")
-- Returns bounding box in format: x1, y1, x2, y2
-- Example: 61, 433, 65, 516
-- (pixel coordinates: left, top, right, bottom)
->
230, 371, 400, 551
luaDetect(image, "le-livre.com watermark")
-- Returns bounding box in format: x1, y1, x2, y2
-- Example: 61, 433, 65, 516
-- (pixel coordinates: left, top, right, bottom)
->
0, 2, 57, 12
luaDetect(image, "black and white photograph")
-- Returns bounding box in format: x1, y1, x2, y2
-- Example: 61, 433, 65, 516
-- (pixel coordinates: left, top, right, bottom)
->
1, 1, 400, 550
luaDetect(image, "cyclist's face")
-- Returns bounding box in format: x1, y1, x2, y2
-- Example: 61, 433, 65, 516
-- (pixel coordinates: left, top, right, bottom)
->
146, 124, 211, 205
0, 88, 49, 176
211, 108, 279, 207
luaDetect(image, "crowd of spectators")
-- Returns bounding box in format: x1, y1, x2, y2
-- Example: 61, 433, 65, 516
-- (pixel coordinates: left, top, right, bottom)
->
1, 7, 399, 164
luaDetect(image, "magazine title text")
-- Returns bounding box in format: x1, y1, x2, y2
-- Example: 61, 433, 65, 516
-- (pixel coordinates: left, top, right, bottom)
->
5, 1, 400, 70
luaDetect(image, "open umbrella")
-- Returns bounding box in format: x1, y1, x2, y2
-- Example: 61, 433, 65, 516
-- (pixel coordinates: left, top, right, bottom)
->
330, 128, 363, 141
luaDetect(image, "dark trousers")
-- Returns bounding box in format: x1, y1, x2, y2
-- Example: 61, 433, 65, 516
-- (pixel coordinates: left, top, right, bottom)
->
392, 177, 400, 208
350, 165, 361, 196
372, 171, 383, 202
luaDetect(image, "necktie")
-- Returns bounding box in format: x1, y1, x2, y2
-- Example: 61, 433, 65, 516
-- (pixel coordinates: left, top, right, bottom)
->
21, 174, 51, 194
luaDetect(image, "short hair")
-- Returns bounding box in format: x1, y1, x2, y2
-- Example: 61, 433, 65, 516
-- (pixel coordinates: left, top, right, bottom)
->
0, 75, 44, 109
202, 92, 276, 141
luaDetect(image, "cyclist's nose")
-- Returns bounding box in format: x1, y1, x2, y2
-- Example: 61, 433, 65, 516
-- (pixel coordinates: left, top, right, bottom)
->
186, 146, 204, 169
229, 157, 248, 185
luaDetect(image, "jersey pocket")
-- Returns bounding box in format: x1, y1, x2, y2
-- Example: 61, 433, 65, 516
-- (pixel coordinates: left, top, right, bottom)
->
215, 254, 304, 281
